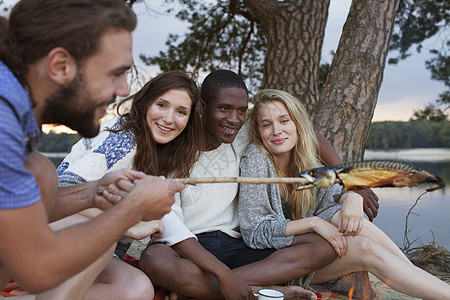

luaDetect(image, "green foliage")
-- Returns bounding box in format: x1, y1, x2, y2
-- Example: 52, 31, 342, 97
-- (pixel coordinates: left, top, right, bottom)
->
425, 46, 450, 88
413, 103, 448, 122
38, 133, 81, 153
139, 0, 265, 91
318, 61, 331, 92
366, 120, 450, 149
439, 122, 450, 145
389, 0, 449, 107
0, 0, 11, 13
425, 46, 450, 111
389, 0, 448, 63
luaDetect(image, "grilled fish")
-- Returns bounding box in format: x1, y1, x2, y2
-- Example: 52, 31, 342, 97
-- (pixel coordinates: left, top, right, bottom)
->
297, 160, 445, 192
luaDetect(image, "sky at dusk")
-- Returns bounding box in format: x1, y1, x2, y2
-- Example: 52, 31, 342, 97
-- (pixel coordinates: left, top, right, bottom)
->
3, 0, 447, 126
131, 0, 447, 122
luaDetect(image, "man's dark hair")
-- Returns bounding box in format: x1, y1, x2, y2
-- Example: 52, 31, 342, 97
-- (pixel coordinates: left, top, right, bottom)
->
200, 70, 248, 104
0, 0, 136, 85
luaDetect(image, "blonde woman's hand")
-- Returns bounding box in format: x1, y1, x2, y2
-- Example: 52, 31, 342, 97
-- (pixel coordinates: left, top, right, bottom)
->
338, 191, 364, 236
124, 220, 164, 240
310, 216, 347, 257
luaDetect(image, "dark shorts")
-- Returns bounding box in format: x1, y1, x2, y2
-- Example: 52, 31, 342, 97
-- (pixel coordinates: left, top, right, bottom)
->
197, 231, 276, 269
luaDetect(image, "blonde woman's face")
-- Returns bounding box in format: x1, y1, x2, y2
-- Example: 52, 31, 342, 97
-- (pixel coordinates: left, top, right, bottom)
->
257, 101, 298, 158
146, 89, 192, 144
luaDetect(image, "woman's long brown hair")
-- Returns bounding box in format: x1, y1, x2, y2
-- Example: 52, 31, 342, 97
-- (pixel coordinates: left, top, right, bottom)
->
113, 70, 204, 178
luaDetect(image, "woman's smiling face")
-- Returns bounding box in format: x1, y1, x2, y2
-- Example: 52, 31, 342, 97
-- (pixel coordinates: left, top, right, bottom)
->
146, 88, 192, 144
257, 100, 298, 158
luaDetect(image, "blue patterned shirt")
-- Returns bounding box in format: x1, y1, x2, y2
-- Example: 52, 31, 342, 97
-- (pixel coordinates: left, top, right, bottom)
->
0, 61, 41, 209
57, 117, 136, 186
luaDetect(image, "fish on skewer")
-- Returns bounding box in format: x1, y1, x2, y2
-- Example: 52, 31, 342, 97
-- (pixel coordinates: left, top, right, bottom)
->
297, 160, 445, 192
96, 160, 445, 199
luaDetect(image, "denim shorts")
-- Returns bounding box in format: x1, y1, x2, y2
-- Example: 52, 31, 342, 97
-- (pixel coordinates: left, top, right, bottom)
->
197, 231, 276, 269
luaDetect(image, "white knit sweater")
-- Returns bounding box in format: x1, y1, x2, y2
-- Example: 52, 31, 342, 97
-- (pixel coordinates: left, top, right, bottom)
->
156, 126, 250, 246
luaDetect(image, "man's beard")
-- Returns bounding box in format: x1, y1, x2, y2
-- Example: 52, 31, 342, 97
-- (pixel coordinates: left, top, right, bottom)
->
41, 73, 111, 138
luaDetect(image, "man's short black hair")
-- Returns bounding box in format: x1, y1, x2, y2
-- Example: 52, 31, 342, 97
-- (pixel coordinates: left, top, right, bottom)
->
200, 70, 248, 104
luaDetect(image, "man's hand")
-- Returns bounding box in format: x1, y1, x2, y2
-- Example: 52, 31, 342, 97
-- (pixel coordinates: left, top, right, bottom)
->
354, 188, 379, 221
217, 271, 256, 300
94, 169, 146, 210
121, 175, 183, 222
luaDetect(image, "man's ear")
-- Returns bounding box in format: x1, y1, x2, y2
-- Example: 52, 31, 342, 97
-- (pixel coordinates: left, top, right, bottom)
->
200, 101, 206, 116
46, 47, 77, 85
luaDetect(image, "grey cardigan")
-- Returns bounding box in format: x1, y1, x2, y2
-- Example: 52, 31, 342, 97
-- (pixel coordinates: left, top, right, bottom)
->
238, 143, 342, 250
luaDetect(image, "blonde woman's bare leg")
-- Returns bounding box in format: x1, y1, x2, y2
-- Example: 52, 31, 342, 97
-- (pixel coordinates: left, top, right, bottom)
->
331, 212, 410, 263
312, 235, 450, 299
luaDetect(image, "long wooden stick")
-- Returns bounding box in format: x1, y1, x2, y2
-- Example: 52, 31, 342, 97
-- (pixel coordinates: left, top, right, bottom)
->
170, 177, 312, 185
97, 177, 315, 196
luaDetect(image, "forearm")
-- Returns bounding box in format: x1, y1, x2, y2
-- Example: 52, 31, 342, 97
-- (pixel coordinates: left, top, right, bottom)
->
316, 132, 343, 166
172, 238, 232, 279
50, 182, 98, 222
0, 199, 141, 293
284, 217, 318, 237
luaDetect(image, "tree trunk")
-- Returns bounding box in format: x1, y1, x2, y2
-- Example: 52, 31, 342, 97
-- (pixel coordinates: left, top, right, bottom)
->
244, 0, 330, 114
315, 0, 400, 162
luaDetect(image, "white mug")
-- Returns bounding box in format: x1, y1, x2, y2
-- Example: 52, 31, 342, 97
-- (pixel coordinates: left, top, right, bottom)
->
257, 288, 284, 300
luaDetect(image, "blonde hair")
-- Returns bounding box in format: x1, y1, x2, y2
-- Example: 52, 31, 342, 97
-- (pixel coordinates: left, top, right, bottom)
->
248, 89, 320, 218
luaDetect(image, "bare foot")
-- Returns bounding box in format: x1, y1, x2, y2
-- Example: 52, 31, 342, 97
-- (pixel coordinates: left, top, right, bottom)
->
164, 291, 178, 300
164, 291, 194, 300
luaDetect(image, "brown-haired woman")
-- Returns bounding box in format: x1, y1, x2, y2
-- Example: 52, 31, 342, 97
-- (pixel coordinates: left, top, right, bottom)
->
56, 70, 204, 299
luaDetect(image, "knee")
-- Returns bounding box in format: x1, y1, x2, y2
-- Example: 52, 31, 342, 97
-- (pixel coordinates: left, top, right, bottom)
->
352, 236, 374, 254
106, 259, 155, 300
305, 233, 336, 259
139, 244, 169, 279
290, 233, 337, 270
139, 244, 193, 291
307, 234, 336, 267
122, 272, 154, 300
349, 236, 383, 265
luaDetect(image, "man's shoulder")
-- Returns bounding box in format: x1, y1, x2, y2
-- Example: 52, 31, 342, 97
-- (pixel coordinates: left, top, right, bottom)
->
232, 124, 250, 155
0, 61, 30, 113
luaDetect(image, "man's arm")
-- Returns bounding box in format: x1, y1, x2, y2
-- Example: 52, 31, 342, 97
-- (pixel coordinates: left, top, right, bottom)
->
24, 151, 101, 222
172, 238, 255, 299
315, 132, 379, 221
0, 174, 178, 294
315, 131, 344, 166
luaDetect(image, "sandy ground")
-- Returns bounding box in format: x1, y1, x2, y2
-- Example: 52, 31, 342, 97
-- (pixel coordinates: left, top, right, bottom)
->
127, 238, 450, 300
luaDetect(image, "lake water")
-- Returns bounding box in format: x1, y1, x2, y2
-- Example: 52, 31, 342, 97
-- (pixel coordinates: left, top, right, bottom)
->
46, 148, 450, 250
364, 149, 450, 250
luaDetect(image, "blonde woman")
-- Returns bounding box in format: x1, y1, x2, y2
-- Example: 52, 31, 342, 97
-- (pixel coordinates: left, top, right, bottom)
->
238, 89, 450, 299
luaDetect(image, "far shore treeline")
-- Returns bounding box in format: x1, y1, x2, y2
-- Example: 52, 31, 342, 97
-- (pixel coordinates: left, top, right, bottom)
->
39, 132, 81, 153
39, 120, 450, 154
366, 120, 449, 149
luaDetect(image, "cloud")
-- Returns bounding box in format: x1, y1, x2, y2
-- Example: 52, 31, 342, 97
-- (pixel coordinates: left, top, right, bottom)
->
373, 97, 422, 121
